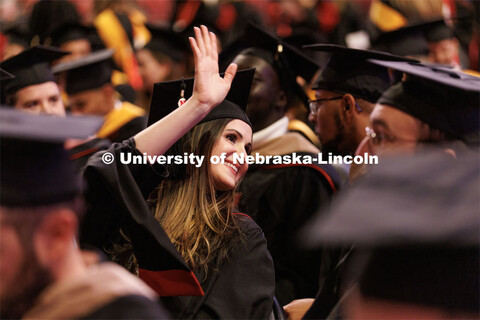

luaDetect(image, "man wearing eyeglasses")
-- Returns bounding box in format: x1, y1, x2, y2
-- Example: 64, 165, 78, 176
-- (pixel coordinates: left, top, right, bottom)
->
347, 59, 480, 185
283, 45, 418, 320
225, 25, 343, 306
285, 53, 479, 320
305, 45, 416, 158
357, 60, 479, 156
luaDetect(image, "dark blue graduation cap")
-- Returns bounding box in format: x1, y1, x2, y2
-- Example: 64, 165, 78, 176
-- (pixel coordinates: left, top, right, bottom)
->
147, 68, 255, 128
52, 49, 114, 95
0, 107, 103, 207
143, 23, 191, 63
305, 44, 418, 103
303, 149, 479, 314
369, 59, 480, 138
0, 45, 69, 95
219, 23, 320, 109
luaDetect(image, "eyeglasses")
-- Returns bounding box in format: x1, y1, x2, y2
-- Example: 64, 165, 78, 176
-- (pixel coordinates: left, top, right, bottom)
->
365, 126, 418, 146
365, 126, 382, 146
309, 96, 363, 115
308, 96, 343, 115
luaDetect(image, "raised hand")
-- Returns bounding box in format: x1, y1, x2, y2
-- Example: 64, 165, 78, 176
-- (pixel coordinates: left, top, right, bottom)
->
134, 26, 237, 156
189, 25, 237, 110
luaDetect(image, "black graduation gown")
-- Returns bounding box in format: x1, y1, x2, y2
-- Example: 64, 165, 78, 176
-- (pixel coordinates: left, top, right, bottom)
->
69, 137, 111, 172
162, 214, 275, 319
303, 246, 353, 320
108, 115, 147, 143
80, 139, 275, 319
238, 152, 341, 305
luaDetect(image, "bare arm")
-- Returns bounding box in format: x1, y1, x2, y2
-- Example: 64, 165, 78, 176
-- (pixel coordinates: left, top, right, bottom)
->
134, 25, 237, 155
284, 298, 315, 320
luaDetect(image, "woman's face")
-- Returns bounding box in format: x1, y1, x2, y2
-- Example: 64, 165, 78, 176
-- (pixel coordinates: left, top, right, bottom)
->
210, 119, 253, 191
137, 49, 171, 92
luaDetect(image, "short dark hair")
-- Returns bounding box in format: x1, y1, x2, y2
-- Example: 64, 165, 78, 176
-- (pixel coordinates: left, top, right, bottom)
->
5, 92, 18, 106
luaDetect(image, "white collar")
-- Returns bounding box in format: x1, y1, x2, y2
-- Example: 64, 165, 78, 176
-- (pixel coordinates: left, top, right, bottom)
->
253, 116, 289, 146
114, 100, 122, 110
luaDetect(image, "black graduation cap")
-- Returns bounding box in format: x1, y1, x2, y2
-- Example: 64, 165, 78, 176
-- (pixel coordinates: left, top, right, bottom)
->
282, 27, 326, 50
422, 19, 455, 43
52, 49, 114, 95
369, 59, 480, 138
1, 19, 32, 48
305, 44, 418, 103
45, 21, 96, 48
143, 23, 191, 63
0, 69, 14, 82
302, 150, 479, 314
220, 23, 320, 109
371, 18, 462, 57
370, 22, 430, 57
282, 27, 327, 62
0, 107, 103, 207
0, 69, 14, 105
29, 0, 80, 45
0, 45, 69, 95
147, 68, 254, 127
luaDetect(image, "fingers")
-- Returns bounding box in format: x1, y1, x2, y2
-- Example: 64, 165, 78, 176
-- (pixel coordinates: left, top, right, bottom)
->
210, 31, 218, 61
223, 63, 238, 85
189, 37, 200, 61
193, 25, 218, 60
201, 25, 211, 55
194, 26, 206, 55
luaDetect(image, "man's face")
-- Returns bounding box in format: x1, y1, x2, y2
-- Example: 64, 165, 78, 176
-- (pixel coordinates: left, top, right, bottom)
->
58, 39, 92, 64
367, 104, 422, 155
0, 213, 53, 319
308, 89, 346, 155
68, 88, 109, 116
232, 54, 282, 132
14, 82, 65, 117
350, 104, 422, 182
428, 39, 459, 66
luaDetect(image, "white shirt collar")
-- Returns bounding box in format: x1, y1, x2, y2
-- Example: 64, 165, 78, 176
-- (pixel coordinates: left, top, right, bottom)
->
114, 100, 122, 110
253, 116, 289, 146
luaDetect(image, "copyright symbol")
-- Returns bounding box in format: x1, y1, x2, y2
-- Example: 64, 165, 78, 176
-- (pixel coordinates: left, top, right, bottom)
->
102, 152, 114, 164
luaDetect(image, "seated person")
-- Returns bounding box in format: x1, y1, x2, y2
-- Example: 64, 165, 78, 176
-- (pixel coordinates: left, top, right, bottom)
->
1, 46, 68, 116
0, 46, 112, 169
81, 26, 275, 318
0, 109, 168, 319
53, 49, 146, 143
136, 24, 191, 110
303, 150, 479, 320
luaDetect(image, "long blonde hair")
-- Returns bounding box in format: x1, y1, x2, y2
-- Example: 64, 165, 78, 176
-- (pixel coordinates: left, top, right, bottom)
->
150, 118, 242, 275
